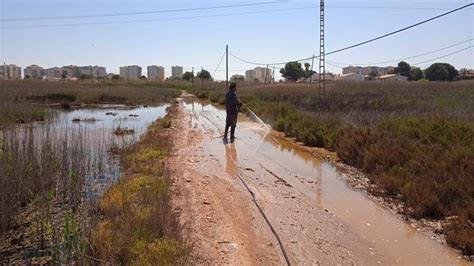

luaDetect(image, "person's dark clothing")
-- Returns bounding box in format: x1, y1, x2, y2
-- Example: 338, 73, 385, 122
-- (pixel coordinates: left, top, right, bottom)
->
224, 89, 241, 140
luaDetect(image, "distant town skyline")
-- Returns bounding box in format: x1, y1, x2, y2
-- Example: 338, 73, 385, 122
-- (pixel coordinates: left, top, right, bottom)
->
1, 0, 473, 81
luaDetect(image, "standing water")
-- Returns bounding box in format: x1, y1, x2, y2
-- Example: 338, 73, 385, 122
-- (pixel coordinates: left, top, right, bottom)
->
183, 97, 468, 265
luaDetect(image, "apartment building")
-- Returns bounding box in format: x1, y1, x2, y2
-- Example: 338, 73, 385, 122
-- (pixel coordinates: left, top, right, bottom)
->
24, 65, 45, 79
171, 66, 183, 79
0, 64, 22, 80
245, 67, 272, 82
148, 65, 165, 81
79, 66, 107, 78
120, 65, 142, 80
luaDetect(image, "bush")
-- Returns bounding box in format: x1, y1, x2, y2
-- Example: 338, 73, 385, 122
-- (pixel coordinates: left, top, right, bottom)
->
445, 218, 474, 255
46, 93, 76, 102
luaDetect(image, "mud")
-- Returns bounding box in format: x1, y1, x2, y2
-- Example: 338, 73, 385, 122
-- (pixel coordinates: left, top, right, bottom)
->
171, 94, 469, 265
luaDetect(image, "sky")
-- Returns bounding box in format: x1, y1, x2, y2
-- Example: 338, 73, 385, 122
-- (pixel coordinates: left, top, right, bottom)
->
1, 0, 473, 80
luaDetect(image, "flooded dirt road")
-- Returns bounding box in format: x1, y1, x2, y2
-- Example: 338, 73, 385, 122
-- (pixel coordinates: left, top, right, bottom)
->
174, 95, 468, 265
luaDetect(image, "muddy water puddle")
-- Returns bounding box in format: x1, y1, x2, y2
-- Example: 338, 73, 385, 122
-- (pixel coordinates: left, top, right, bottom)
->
183, 96, 468, 265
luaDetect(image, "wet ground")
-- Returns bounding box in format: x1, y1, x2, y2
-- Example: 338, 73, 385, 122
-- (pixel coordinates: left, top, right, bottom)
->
180, 95, 468, 265
0, 104, 170, 263
10, 104, 169, 199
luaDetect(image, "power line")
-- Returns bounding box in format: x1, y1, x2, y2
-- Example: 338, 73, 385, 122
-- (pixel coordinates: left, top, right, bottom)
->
1, 6, 317, 29
3, 3, 468, 23
325, 3, 473, 57
211, 49, 227, 75
325, 5, 472, 11
229, 3, 473, 66
325, 46, 473, 69
229, 51, 313, 66
327, 38, 474, 66
0, 1, 281, 22
412, 45, 473, 66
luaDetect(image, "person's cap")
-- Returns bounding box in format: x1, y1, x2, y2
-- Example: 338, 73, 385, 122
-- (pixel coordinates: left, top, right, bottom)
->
230, 82, 237, 86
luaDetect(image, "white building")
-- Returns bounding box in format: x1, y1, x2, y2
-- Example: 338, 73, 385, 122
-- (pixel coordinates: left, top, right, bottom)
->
377, 74, 408, 82
310, 73, 334, 82
0, 64, 22, 80
79, 66, 107, 78
148, 65, 165, 81
120, 65, 142, 80
171, 66, 183, 79
342, 66, 395, 76
245, 67, 272, 83
24, 65, 45, 79
45, 67, 62, 78
335, 73, 365, 81
245, 69, 256, 82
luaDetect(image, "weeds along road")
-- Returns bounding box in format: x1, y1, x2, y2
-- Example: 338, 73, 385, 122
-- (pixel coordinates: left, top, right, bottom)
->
170, 93, 468, 265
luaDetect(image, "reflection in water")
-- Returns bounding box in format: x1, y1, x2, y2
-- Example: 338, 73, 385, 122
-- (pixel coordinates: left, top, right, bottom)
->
225, 144, 238, 176
12, 105, 169, 201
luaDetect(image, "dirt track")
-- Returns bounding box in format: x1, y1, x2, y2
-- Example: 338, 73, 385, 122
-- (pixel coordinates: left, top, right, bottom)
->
169, 94, 468, 265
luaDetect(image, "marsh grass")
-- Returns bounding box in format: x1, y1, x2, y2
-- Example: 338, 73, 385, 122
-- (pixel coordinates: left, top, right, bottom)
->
92, 108, 187, 264
0, 80, 180, 106
0, 124, 109, 263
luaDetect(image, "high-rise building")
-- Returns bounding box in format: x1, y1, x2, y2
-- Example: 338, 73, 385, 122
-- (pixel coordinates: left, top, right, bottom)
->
24, 65, 45, 79
245, 69, 256, 82
45, 67, 62, 78
148, 65, 165, 81
171, 66, 183, 79
120, 65, 142, 80
0, 64, 22, 80
78, 66, 107, 78
245, 67, 272, 82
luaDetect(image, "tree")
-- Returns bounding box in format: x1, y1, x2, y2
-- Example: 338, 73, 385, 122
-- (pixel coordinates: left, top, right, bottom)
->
197, 69, 212, 80
182, 71, 194, 81
280, 61, 304, 81
111, 74, 121, 81
230, 75, 245, 82
303, 63, 316, 79
139, 75, 147, 80
394, 61, 411, 77
368, 69, 379, 78
61, 70, 68, 79
410, 67, 424, 81
425, 63, 458, 81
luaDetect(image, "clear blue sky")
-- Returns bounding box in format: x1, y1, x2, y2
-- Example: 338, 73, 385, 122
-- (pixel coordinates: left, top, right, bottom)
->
1, 0, 473, 80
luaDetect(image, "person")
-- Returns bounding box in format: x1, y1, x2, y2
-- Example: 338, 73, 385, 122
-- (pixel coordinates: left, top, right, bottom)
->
223, 82, 242, 143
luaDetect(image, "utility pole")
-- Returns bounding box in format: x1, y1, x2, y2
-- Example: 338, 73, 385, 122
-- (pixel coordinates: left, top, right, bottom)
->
319, 0, 326, 97
272, 66, 275, 83
310, 54, 315, 84
226, 45, 229, 90
264, 65, 269, 84
201, 66, 203, 90
90, 65, 93, 84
